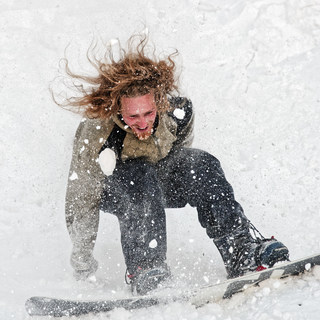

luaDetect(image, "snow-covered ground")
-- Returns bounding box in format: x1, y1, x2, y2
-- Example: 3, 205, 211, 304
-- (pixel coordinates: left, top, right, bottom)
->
1, 0, 320, 319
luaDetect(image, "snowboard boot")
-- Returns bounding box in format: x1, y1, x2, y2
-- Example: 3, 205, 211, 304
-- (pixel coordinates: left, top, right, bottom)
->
215, 226, 289, 279
127, 264, 171, 295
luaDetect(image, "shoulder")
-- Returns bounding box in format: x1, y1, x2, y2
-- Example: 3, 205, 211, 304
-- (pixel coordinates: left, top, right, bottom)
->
74, 118, 114, 147
168, 96, 193, 128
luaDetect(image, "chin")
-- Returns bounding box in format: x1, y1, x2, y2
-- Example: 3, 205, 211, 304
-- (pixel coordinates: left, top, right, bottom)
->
134, 129, 153, 140
136, 133, 152, 140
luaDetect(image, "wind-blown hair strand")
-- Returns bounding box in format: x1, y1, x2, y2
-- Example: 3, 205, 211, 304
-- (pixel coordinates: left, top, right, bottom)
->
54, 35, 179, 119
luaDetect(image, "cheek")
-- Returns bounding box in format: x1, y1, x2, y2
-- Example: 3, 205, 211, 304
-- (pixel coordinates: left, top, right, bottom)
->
122, 116, 135, 127
146, 113, 157, 124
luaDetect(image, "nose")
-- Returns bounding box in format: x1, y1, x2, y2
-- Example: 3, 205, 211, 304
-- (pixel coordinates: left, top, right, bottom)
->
137, 117, 148, 128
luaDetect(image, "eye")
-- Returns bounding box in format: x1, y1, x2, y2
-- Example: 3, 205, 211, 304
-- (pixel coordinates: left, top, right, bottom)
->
146, 110, 156, 116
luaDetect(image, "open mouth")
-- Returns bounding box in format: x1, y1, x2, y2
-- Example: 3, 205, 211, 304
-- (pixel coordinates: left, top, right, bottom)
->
132, 125, 153, 140
136, 127, 148, 131
133, 124, 151, 132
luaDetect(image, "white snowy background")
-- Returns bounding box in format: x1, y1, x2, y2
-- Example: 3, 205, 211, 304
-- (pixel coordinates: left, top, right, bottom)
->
1, 0, 320, 319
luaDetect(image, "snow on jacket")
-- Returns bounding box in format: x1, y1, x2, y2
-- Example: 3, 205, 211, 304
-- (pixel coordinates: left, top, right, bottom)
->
65, 97, 194, 273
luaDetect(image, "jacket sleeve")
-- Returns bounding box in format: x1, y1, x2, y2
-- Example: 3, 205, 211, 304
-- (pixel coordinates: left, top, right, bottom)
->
169, 97, 194, 148
65, 119, 108, 273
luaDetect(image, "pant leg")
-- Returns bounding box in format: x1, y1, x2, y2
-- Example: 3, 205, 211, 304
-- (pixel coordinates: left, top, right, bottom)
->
101, 159, 167, 275
157, 148, 251, 237
157, 148, 256, 277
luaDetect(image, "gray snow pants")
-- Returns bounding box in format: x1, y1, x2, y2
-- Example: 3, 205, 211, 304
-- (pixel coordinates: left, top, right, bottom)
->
100, 147, 250, 275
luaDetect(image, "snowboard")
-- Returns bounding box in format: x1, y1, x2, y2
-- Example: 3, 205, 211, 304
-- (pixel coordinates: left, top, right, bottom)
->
25, 253, 320, 317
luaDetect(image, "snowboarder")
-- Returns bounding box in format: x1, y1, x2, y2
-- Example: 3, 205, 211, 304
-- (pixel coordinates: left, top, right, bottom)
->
59, 34, 289, 295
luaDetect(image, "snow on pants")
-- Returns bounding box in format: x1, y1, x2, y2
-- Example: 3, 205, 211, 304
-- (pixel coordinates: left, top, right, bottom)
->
100, 147, 250, 275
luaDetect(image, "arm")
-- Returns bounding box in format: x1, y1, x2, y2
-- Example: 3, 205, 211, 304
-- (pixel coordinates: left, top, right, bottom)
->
169, 97, 194, 148
65, 119, 111, 278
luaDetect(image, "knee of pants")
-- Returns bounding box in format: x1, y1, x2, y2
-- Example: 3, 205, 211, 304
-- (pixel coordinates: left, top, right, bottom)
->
175, 148, 223, 175
192, 149, 222, 171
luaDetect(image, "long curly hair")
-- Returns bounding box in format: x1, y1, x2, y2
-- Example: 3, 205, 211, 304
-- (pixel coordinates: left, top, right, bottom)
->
54, 34, 179, 119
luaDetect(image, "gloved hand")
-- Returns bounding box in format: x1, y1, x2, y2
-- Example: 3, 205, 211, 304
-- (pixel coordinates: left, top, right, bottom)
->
98, 148, 116, 176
